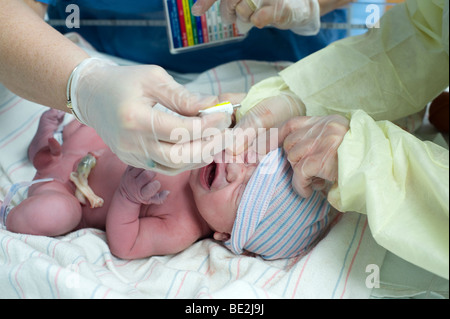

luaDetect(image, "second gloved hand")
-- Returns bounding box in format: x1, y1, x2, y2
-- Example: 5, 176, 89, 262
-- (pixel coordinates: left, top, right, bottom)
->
278, 115, 350, 198
222, 76, 306, 156
232, 93, 306, 155
193, 0, 320, 35
69, 58, 232, 175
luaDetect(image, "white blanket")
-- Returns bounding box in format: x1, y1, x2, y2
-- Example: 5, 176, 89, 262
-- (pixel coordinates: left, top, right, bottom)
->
1, 36, 447, 298
0, 213, 381, 299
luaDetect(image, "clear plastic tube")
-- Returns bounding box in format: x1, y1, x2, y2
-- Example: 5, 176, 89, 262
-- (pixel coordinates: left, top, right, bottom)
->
198, 102, 240, 115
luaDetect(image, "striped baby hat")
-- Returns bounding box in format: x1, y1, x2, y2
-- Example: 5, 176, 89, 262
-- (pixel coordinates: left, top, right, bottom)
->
224, 148, 330, 260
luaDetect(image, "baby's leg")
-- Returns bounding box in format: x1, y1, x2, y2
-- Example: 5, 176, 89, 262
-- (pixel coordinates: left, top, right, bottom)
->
6, 183, 82, 236
28, 109, 65, 161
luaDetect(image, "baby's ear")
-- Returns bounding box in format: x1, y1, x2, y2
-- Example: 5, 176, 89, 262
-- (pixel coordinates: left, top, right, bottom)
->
213, 232, 231, 242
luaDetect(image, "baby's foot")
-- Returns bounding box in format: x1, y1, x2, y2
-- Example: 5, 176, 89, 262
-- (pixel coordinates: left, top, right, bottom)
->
119, 166, 169, 205
28, 109, 65, 161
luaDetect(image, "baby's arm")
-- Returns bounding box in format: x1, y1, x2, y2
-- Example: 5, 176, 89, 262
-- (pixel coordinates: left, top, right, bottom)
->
107, 167, 201, 259
107, 208, 203, 259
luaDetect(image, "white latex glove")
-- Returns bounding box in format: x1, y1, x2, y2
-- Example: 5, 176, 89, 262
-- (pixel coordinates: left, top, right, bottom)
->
69, 58, 231, 175
277, 115, 350, 198
192, 0, 320, 35
223, 91, 305, 155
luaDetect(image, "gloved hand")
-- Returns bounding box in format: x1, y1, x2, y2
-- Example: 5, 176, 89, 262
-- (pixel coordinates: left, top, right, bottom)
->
277, 115, 350, 198
192, 0, 320, 35
69, 58, 232, 175
221, 91, 306, 156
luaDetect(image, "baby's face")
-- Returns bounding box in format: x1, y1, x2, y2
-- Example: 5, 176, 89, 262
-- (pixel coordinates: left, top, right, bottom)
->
189, 153, 258, 235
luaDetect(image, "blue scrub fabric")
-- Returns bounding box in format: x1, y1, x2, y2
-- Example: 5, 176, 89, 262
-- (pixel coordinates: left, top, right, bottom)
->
43, 0, 347, 73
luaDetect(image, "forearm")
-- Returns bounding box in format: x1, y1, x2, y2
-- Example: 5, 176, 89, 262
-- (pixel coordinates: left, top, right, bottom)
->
106, 195, 142, 259
0, 0, 89, 111
318, 0, 353, 16
23, 0, 48, 18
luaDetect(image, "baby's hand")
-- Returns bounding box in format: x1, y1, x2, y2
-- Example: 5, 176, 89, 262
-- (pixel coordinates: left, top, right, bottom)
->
119, 166, 169, 205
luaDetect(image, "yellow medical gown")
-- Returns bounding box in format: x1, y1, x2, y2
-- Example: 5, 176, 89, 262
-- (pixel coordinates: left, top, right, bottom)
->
239, 0, 449, 279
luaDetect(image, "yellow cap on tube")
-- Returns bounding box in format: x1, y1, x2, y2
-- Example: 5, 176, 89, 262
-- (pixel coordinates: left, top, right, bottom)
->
198, 102, 241, 115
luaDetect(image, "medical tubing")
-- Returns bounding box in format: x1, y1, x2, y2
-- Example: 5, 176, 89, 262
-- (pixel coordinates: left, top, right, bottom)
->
0, 178, 54, 229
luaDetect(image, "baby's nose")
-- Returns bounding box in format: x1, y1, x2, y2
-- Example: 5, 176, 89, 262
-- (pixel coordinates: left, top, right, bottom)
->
226, 163, 242, 183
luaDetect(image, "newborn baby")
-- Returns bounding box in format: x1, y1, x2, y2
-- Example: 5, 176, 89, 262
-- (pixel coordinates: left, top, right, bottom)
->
2, 109, 331, 260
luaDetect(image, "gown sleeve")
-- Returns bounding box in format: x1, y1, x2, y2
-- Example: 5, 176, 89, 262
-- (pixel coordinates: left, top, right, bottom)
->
279, 0, 449, 121
329, 110, 449, 279
239, 0, 449, 279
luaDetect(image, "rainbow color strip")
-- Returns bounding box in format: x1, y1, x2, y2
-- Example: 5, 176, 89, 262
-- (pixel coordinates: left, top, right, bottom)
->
165, 0, 244, 53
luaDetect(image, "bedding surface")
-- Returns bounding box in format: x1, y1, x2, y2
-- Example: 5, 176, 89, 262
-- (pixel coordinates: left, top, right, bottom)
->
1, 35, 447, 298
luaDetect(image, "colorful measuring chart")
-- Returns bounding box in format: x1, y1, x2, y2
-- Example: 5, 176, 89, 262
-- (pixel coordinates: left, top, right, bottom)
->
164, 0, 246, 54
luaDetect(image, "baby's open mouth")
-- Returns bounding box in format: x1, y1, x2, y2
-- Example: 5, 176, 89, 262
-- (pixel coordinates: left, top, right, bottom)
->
200, 161, 227, 191
204, 162, 217, 189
